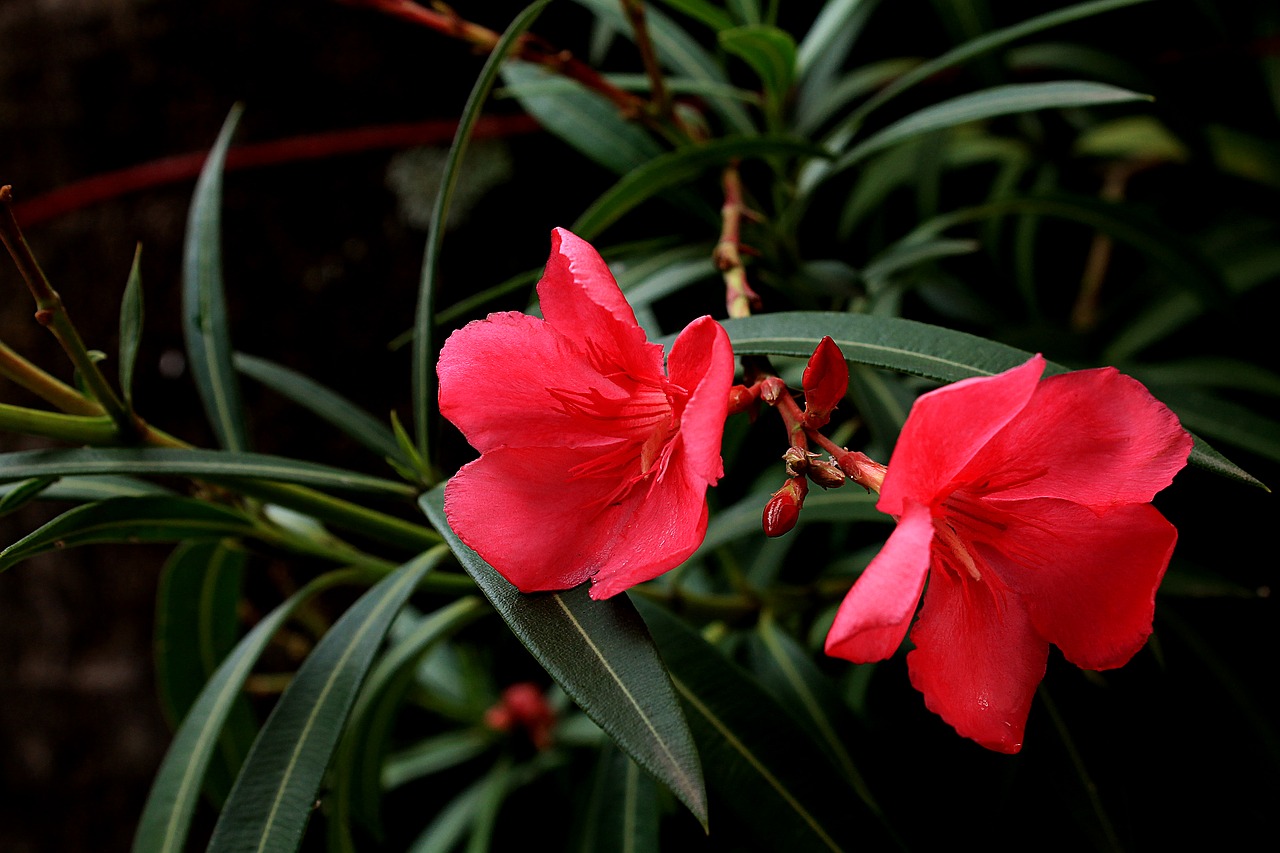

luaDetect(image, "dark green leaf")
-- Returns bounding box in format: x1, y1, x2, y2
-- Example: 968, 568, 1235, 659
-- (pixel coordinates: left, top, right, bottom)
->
574, 742, 660, 853
132, 568, 370, 853
413, 1, 550, 458
0, 474, 171, 502
119, 242, 144, 410
154, 541, 255, 803
233, 352, 414, 471
573, 135, 827, 240
0, 446, 417, 497
0, 496, 256, 572
420, 486, 708, 828
184, 103, 250, 452
634, 599, 893, 852
207, 550, 443, 853
382, 728, 494, 791
719, 25, 797, 108
654, 0, 735, 31
0, 476, 57, 516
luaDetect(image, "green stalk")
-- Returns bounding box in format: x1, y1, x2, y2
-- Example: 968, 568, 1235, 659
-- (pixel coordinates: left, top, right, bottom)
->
0, 403, 119, 445
0, 340, 104, 416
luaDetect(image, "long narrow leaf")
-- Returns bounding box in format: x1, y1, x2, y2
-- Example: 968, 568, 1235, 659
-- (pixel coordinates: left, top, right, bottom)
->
0, 496, 256, 572
420, 486, 708, 828
414, 1, 550, 457
206, 549, 444, 853
119, 242, 144, 410
233, 352, 413, 470
132, 568, 370, 853
0, 446, 417, 497
184, 103, 250, 452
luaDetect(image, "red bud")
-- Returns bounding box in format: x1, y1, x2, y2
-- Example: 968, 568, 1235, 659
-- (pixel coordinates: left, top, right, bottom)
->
801, 336, 849, 429
727, 383, 761, 416
762, 476, 809, 537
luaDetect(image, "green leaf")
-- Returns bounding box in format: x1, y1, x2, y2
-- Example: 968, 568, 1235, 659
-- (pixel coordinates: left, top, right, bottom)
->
206, 549, 443, 853
0, 496, 257, 572
572, 135, 826, 240
413, 1, 550, 459
501, 61, 663, 175
132, 568, 370, 853
0, 446, 417, 497
184, 103, 250, 452
829, 81, 1149, 178
1158, 387, 1280, 469
0, 474, 171, 502
154, 541, 256, 803
419, 486, 708, 828
119, 242, 144, 411
795, 57, 921, 137
715, 311, 1262, 487
795, 0, 876, 83
382, 728, 494, 791
0, 476, 57, 516
653, 0, 734, 31
634, 599, 892, 852
233, 352, 414, 471
697, 488, 884, 557
326, 596, 488, 847
574, 742, 660, 853
719, 25, 797, 109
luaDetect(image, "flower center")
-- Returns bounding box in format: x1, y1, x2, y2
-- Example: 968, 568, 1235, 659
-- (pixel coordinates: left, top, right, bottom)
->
932, 490, 1008, 583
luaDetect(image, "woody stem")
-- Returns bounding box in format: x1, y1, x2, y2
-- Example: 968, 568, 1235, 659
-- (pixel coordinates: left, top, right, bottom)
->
713, 163, 761, 319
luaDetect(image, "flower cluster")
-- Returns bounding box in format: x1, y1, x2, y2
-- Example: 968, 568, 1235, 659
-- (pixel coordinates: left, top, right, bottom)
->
439, 229, 1192, 752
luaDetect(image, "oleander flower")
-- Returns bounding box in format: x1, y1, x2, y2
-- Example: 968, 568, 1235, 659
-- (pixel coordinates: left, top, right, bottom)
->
439, 227, 735, 599
824, 355, 1192, 752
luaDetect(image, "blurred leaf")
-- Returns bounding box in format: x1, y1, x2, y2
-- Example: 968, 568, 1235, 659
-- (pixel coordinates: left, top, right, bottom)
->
0, 476, 57, 516
1128, 358, 1280, 398
118, 242, 144, 411
0, 475, 171, 502
184, 103, 250, 452
1073, 114, 1189, 162
420, 486, 708, 828
715, 311, 1263, 487
414, 1, 549, 459
847, 365, 913, 457
1207, 124, 1280, 191
132, 568, 369, 853
795, 0, 877, 84
848, 0, 1154, 131
327, 596, 488, 847
0, 496, 256, 572
207, 550, 443, 853
154, 541, 255, 803
573, 0, 756, 133
719, 25, 797, 112
830, 81, 1149, 177
573, 135, 826, 240
382, 728, 494, 791
697, 488, 884, 557
1158, 387, 1280, 467
654, 0, 734, 31
795, 57, 921, 137
749, 611, 881, 815
0, 446, 417, 497
233, 352, 414, 472
501, 61, 663, 175
574, 742, 660, 853
635, 599, 893, 852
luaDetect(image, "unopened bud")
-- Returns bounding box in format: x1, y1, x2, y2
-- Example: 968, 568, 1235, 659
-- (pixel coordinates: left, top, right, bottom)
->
759, 375, 788, 404
762, 476, 808, 537
801, 336, 849, 429
834, 450, 887, 494
782, 445, 809, 477
727, 383, 761, 416
484, 682, 556, 750
808, 458, 847, 489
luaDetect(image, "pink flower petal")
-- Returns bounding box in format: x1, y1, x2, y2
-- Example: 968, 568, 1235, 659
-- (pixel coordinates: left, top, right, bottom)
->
666, 316, 734, 486
963, 366, 1193, 506
984, 498, 1176, 670
907, 566, 1046, 754
825, 501, 933, 663
537, 228, 665, 381
438, 312, 633, 452
878, 356, 1044, 516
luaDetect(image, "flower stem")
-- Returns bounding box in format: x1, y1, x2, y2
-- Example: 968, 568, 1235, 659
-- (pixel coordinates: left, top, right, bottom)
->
0, 339, 104, 416
713, 164, 762, 319
621, 0, 672, 122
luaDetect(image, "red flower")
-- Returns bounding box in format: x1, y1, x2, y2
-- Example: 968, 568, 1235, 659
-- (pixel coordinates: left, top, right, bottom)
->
439, 228, 734, 599
824, 356, 1192, 752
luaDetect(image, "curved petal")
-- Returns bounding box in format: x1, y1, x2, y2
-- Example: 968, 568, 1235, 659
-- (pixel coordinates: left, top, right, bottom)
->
445, 443, 710, 599
437, 312, 626, 452
537, 228, 665, 381
587, 464, 709, 600
982, 499, 1176, 670
825, 501, 933, 663
907, 566, 1046, 753
666, 316, 734, 485
964, 367, 1192, 506
878, 356, 1044, 517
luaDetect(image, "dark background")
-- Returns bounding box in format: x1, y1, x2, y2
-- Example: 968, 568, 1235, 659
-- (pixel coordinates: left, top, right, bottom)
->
2, 2, 1278, 851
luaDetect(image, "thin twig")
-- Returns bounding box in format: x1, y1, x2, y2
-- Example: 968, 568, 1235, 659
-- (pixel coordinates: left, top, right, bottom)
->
713, 163, 763, 319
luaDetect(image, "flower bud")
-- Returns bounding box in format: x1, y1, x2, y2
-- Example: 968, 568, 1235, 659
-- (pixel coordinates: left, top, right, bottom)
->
808, 458, 847, 489
782, 445, 809, 477
484, 682, 557, 750
759, 375, 789, 404
726, 383, 761, 416
834, 450, 887, 494
762, 476, 809, 537
801, 336, 849, 429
